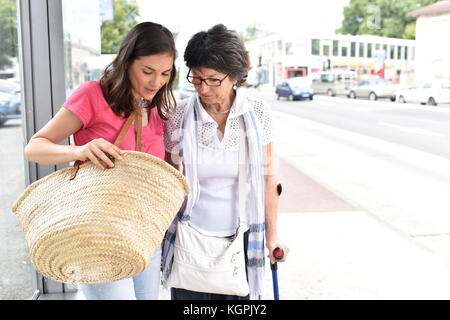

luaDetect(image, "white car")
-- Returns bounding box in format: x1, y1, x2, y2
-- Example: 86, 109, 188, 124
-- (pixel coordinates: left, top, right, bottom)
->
396, 81, 450, 106
347, 76, 397, 101
0, 79, 20, 95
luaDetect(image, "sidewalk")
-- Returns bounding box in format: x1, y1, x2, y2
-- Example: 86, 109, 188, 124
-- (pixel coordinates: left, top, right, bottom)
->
254, 109, 450, 299
262, 209, 450, 299
263, 154, 450, 299
157, 156, 450, 300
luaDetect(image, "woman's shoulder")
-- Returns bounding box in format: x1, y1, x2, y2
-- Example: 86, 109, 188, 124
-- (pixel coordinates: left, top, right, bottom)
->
72, 80, 102, 94
66, 81, 103, 105
165, 97, 190, 126
163, 97, 192, 152
244, 93, 273, 143
245, 95, 272, 122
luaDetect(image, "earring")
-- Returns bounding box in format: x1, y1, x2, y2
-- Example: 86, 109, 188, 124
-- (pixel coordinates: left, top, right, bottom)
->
233, 83, 238, 90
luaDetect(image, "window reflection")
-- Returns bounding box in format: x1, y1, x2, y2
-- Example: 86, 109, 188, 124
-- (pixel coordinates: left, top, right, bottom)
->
0, 0, 32, 300
62, 0, 103, 95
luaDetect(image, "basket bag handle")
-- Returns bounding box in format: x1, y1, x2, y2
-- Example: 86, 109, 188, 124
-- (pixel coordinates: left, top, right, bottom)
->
69, 111, 142, 180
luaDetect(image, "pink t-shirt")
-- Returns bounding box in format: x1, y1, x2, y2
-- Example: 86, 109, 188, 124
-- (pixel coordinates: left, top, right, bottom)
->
62, 81, 165, 159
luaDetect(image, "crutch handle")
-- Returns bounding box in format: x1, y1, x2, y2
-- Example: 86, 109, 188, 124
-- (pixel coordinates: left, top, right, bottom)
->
273, 247, 284, 261
270, 247, 284, 271
271, 247, 283, 300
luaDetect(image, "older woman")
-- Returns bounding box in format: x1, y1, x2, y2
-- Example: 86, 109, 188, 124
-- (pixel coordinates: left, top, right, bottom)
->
162, 24, 289, 300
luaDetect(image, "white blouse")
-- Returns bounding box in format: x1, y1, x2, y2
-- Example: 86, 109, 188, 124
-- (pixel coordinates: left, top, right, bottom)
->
164, 91, 274, 236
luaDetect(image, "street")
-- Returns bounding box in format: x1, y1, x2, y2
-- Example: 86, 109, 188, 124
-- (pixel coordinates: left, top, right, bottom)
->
3, 91, 450, 299
251, 89, 450, 298
255, 89, 450, 244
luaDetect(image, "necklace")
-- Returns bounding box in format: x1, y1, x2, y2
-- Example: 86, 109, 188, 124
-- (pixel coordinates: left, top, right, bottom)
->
137, 97, 147, 109
204, 106, 231, 115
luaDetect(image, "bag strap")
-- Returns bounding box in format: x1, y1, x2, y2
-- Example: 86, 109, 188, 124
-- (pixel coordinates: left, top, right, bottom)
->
70, 110, 142, 180
238, 116, 247, 228
113, 111, 138, 149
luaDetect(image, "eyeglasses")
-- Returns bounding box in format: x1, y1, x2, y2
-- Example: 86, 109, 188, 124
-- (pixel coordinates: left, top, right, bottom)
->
186, 70, 230, 87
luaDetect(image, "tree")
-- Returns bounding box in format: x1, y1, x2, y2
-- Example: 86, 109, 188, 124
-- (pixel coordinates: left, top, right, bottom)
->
101, 0, 139, 54
336, 0, 438, 39
0, 0, 18, 70
239, 24, 263, 42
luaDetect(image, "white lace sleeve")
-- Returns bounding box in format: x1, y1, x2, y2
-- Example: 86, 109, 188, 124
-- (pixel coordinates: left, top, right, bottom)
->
252, 99, 274, 146
163, 100, 186, 154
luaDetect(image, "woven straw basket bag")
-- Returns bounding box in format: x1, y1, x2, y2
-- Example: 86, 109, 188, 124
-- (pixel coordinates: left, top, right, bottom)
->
12, 111, 189, 284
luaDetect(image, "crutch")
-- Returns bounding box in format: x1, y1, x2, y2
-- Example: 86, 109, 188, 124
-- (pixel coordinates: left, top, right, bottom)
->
271, 183, 284, 300
271, 247, 284, 300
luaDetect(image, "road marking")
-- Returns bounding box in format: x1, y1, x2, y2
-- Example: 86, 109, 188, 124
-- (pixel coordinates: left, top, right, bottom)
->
377, 122, 445, 137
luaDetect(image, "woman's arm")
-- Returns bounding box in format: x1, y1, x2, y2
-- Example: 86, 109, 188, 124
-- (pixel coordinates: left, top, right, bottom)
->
263, 142, 289, 263
25, 108, 124, 170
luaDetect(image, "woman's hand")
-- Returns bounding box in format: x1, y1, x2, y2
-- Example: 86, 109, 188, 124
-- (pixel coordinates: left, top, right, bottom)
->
266, 235, 290, 264
73, 138, 124, 170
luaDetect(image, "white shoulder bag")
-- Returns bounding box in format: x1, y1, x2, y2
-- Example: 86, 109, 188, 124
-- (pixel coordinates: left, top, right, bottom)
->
166, 116, 250, 296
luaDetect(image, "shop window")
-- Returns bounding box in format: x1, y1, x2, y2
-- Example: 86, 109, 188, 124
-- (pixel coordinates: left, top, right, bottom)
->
351, 42, 356, 57
333, 40, 339, 56
359, 43, 364, 58
311, 39, 320, 55
367, 43, 372, 58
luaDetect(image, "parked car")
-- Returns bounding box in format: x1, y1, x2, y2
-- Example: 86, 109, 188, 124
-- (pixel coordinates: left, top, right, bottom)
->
347, 76, 396, 101
0, 79, 20, 95
275, 76, 314, 101
0, 92, 21, 126
311, 70, 356, 97
396, 81, 450, 106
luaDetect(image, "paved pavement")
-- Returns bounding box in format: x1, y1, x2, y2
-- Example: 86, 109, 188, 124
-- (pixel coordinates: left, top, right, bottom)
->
0, 119, 33, 300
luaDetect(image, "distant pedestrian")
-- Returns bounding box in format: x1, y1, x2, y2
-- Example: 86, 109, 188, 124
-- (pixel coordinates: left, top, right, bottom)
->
23, 22, 177, 300
162, 24, 289, 300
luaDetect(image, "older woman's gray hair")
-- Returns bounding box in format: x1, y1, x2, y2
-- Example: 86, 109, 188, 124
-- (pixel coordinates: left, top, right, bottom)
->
184, 24, 250, 87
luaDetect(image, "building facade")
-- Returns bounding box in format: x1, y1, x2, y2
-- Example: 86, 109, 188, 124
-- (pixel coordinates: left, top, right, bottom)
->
245, 32, 415, 87
408, 0, 450, 82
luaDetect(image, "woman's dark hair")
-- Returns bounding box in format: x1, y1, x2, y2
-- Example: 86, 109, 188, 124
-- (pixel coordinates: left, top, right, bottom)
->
100, 22, 177, 120
184, 24, 250, 87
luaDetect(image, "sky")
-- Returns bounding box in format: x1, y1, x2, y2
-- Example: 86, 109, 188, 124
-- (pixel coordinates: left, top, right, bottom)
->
136, 0, 350, 38
136, 0, 350, 65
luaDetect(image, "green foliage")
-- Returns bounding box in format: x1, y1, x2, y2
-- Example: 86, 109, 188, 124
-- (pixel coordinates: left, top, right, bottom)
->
101, 0, 140, 54
336, 0, 438, 39
239, 25, 262, 42
0, 0, 18, 70
402, 22, 416, 39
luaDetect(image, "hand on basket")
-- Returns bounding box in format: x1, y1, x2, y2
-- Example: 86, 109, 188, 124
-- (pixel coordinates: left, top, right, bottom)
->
74, 138, 125, 170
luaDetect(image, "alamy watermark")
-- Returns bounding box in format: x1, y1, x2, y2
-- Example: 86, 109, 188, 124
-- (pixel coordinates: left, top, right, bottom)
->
366, 5, 381, 30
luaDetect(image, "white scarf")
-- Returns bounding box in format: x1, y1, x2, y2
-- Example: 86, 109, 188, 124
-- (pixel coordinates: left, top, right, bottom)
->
162, 89, 266, 299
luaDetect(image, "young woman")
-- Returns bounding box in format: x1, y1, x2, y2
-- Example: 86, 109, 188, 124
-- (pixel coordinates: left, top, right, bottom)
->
24, 22, 177, 300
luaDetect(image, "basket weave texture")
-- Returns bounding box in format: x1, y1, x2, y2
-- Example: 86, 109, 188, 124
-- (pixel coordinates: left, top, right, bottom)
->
12, 151, 189, 284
